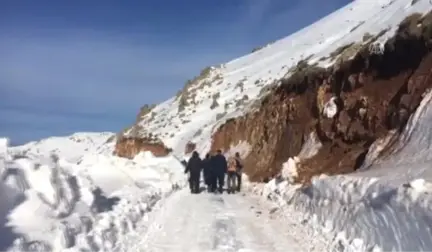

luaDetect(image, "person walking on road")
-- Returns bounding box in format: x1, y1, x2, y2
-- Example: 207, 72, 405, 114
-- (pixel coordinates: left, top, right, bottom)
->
184, 151, 202, 194
210, 150, 227, 193
202, 153, 212, 192
234, 152, 243, 192
227, 156, 237, 194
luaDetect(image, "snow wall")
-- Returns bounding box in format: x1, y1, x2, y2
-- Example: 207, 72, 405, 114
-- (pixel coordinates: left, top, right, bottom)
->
256, 90, 432, 251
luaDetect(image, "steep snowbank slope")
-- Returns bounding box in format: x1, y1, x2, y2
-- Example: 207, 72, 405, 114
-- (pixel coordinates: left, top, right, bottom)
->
359, 87, 432, 182
0, 139, 184, 251
121, 0, 432, 159
254, 89, 432, 251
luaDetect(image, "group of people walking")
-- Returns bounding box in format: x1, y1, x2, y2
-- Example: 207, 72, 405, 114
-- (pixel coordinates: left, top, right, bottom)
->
184, 150, 243, 194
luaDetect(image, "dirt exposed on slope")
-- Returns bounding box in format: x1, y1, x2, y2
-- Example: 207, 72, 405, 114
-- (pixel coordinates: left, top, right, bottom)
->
114, 136, 171, 158
211, 13, 432, 183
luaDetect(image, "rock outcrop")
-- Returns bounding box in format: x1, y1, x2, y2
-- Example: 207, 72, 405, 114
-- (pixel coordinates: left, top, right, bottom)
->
211, 12, 432, 183
114, 136, 171, 158
184, 141, 196, 154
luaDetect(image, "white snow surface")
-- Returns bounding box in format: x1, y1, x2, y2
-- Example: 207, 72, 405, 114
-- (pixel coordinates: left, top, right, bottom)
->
0, 138, 185, 252
128, 0, 432, 158
121, 188, 334, 252
322, 97, 338, 119
9, 132, 116, 163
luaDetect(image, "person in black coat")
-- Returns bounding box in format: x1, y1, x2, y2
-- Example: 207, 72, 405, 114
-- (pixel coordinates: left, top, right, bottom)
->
210, 150, 227, 193
202, 153, 212, 191
184, 151, 202, 194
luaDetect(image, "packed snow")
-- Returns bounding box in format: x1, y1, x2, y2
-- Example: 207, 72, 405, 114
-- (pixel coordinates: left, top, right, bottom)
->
0, 138, 185, 251
122, 187, 334, 252
0, 136, 336, 252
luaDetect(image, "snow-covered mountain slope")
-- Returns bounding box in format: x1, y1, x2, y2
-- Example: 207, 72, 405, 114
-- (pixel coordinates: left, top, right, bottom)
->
125, 0, 432, 157
9, 132, 116, 163
0, 140, 185, 251
5, 0, 432, 251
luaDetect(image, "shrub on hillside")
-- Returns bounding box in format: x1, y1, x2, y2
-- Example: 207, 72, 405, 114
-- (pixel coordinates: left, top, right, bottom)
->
216, 112, 226, 120
210, 99, 219, 109
193, 129, 203, 137
362, 32, 373, 42
136, 104, 156, 122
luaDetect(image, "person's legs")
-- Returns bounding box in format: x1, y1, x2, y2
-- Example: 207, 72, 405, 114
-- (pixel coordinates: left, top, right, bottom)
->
236, 172, 242, 192
188, 175, 194, 193
227, 173, 232, 194
193, 175, 200, 193
228, 172, 237, 193
209, 173, 216, 192
232, 173, 237, 193
217, 173, 225, 193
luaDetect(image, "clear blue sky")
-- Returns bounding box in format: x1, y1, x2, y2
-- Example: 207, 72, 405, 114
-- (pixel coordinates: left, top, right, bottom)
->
1, 0, 349, 144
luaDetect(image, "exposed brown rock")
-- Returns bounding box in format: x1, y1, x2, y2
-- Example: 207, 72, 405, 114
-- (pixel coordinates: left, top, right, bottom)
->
211, 13, 432, 183
114, 136, 171, 158
185, 141, 196, 154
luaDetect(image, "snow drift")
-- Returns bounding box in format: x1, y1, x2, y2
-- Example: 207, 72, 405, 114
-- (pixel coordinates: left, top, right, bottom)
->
0, 138, 185, 251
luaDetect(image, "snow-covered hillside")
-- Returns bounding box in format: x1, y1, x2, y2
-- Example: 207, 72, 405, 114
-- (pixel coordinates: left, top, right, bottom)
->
127, 0, 432, 157
9, 132, 116, 163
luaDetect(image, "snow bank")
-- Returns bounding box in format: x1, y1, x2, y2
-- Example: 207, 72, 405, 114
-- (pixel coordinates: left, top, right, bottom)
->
0, 138, 8, 156
249, 89, 432, 251
0, 138, 10, 174
259, 174, 432, 251
0, 140, 185, 252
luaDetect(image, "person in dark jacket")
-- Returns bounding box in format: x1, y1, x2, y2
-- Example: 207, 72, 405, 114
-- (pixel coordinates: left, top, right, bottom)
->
202, 153, 212, 191
234, 152, 243, 192
184, 151, 202, 194
210, 150, 227, 193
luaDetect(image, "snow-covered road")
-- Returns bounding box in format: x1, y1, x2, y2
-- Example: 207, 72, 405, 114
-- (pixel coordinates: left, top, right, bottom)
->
131, 188, 326, 252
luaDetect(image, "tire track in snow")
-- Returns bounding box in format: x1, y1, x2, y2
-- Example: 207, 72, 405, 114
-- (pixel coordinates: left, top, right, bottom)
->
223, 194, 302, 252
210, 196, 243, 251
139, 189, 217, 252
137, 189, 309, 252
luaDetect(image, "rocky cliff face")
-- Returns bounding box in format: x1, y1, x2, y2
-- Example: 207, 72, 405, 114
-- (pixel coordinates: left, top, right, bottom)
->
211, 13, 432, 183
114, 136, 171, 158
115, 11, 432, 184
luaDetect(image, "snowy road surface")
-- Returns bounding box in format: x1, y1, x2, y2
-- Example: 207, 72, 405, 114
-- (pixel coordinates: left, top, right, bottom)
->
131, 188, 322, 252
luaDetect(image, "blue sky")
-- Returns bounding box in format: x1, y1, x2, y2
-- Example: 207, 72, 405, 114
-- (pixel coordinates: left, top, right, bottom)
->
1, 0, 349, 144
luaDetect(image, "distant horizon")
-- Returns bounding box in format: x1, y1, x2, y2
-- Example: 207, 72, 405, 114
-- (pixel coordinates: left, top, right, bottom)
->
1, 0, 351, 144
